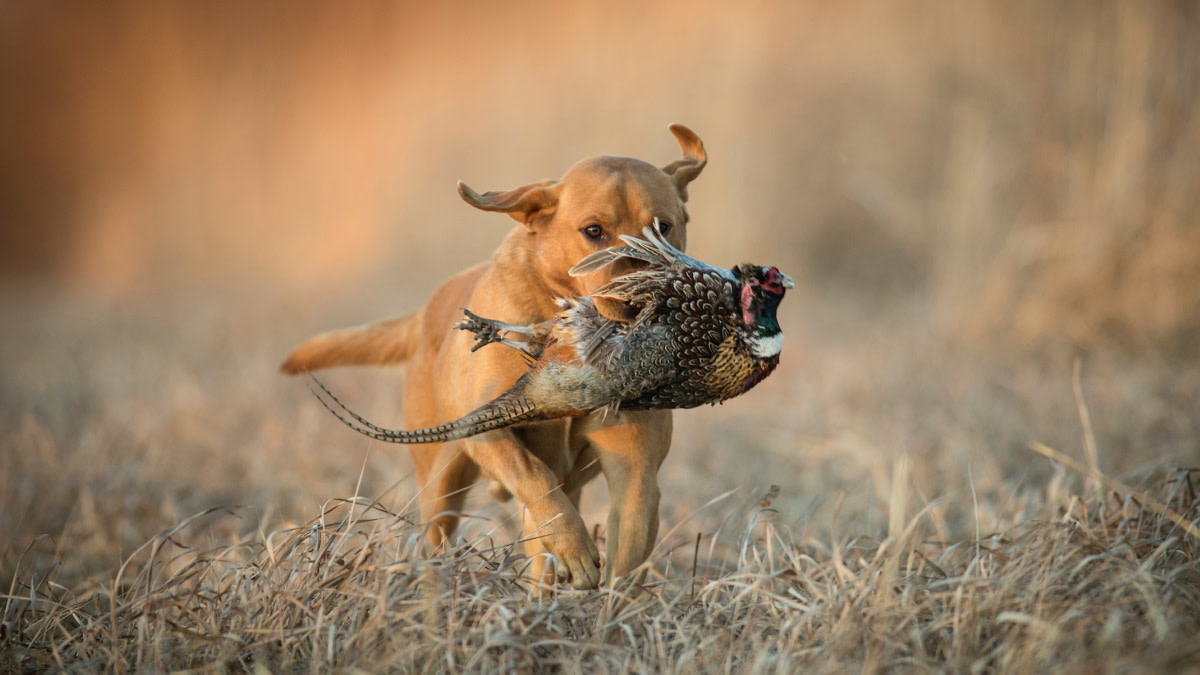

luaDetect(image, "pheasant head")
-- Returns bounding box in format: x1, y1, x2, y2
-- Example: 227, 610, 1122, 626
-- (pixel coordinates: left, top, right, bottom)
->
732, 264, 793, 358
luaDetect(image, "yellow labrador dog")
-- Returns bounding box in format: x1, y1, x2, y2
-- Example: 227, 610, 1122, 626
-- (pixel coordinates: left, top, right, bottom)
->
281, 124, 706, 588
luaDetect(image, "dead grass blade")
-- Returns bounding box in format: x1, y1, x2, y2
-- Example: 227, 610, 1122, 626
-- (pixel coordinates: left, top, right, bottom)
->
1029, 442, 1200, 542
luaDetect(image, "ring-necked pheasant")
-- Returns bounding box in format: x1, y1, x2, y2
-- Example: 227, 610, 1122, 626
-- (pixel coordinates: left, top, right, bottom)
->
310, 223, 792, 443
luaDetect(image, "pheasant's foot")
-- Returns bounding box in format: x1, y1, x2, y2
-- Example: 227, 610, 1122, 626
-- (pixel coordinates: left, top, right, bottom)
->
456, 309, 540, 355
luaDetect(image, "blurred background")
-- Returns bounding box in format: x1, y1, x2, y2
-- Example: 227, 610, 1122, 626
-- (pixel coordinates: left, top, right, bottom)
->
2, 1, 1198, 580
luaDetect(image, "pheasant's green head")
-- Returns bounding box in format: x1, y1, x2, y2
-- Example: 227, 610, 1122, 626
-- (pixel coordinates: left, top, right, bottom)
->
732, 265, 793, 358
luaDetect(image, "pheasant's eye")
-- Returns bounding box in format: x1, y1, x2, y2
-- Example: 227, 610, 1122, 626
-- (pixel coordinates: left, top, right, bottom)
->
582, 224, 604, 240
761, 268, 790, 293
656, 220, 673, 236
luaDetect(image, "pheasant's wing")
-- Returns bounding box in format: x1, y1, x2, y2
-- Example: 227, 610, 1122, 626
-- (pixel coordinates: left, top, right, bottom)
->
602, 321, 682, 406
626, 224, 734, 277
569, 221, 733, 279
550, 297, 600, 353
616, 225, 689, 268
558, 296, 659, 375
573, 224, 738, 309
558, 297, 623, 366
591, 263, 738, 311
568, 244, 661, 278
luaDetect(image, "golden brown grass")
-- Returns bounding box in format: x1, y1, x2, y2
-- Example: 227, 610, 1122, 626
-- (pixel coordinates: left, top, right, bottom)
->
4, 453, 1198, 672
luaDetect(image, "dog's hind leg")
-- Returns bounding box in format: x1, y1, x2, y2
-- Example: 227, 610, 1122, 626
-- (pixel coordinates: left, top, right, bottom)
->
419, 445, 481, 553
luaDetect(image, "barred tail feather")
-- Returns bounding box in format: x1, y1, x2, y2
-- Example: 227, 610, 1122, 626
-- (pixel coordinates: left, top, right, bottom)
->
307, 373, 543, 444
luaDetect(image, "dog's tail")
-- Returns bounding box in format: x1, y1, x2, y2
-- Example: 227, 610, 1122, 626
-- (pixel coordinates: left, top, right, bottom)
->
306, 372, 557, 445
279, 311, 423, 375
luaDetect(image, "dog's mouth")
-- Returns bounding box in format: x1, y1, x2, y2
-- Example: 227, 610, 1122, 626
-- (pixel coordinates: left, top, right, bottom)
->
611, 258, 651, 276
576, 255, 651, 299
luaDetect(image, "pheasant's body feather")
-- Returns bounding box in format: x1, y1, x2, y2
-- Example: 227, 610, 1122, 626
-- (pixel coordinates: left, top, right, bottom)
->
314, 226, 792, 444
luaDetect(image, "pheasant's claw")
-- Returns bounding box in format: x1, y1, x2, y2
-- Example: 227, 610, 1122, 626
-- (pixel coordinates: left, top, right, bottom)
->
463, 324, 503, 352
455, 308, 488, 333
469, 333, 500, 352
454, 309, 543, 359
456, 310, 500, 348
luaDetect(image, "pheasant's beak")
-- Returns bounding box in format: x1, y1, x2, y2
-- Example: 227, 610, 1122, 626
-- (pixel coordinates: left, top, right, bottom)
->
781, 273, 795, 289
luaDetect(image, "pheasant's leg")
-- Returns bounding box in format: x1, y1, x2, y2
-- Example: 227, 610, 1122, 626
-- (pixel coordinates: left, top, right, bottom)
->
456, 310, 549, 356
581, 410, 672, 584
483, 336, 539, 355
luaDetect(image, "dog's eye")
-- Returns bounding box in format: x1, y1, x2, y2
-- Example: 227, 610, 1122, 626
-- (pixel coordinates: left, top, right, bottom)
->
656, 221, 673, 236
582, 224, 604, 240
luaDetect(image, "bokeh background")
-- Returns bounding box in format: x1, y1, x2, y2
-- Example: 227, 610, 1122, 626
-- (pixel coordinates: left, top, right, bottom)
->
3, 1, 1198, 582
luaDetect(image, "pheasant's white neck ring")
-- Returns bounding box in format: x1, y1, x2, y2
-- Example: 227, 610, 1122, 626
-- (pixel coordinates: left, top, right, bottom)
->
749, 332, 784, 358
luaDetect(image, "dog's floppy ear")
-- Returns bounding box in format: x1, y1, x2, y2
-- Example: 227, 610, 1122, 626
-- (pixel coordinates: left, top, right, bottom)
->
659, 123, 707, 202
458, 179, 560, 228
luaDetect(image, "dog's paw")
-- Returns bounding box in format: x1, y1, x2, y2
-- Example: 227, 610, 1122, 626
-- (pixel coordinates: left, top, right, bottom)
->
548, 535, 602, 589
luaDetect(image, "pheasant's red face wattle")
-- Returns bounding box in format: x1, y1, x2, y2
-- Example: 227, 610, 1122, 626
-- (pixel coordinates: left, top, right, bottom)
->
761, 267, 787, 295
740, 282, 756, 325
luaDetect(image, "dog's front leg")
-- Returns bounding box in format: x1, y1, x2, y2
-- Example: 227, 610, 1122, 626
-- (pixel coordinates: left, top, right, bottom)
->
583, 410, 672, 584
463, 431, 601, 589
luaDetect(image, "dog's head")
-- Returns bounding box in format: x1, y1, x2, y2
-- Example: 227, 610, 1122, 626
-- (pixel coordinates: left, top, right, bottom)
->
458, 124, 706, 320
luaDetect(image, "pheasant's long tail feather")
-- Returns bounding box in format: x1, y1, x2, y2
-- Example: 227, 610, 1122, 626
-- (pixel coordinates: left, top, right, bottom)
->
307, 373, 543, 444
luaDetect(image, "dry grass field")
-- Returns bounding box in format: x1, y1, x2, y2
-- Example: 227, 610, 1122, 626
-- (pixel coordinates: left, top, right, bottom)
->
2, 1, 1199, 672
